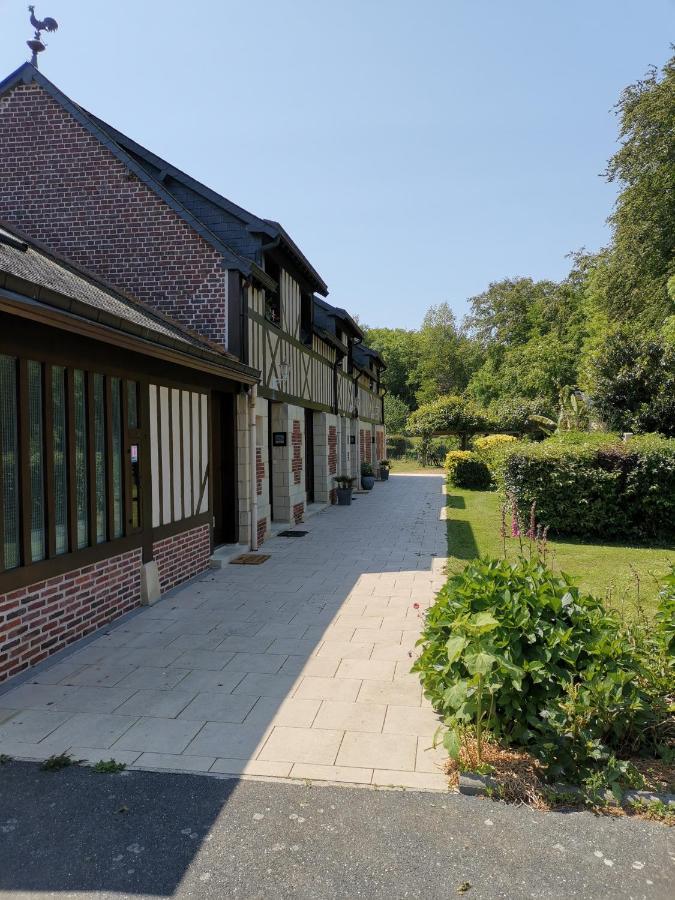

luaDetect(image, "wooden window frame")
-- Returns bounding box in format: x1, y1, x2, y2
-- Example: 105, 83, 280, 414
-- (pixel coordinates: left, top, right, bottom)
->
0, 355, 147, 587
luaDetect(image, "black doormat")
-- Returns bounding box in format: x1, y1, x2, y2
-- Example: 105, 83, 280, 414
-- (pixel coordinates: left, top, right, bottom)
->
277, 530, 309, 537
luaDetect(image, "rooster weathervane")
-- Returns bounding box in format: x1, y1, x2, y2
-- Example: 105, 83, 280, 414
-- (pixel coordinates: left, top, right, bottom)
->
27, 5, 59, 67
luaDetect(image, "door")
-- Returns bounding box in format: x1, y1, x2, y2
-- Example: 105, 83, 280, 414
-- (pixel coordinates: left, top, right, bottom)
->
267, 401, 275, 520
304, 407, 314, 504
211, 391, 237, 545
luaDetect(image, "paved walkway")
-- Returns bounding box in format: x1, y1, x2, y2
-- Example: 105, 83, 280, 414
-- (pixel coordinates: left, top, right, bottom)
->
0, 475, 449, 788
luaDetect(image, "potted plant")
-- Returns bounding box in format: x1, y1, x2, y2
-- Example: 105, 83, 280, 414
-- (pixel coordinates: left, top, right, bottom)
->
379, 459, 391, 481
335, 474, 355, 505
361, 462, 375, 491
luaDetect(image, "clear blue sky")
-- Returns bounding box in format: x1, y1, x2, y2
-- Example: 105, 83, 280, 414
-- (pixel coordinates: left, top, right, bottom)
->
1, 1, 673, 328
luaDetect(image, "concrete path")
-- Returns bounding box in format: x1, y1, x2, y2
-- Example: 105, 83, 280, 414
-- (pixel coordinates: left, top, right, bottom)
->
1, 761, 671, 899
0, 475, 449, 788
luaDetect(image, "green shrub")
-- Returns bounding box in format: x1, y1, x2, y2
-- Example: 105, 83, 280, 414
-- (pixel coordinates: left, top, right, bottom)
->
387, 434, 411, 459
445, 451, 492, 489
501, 433, 675, 539
413, 556, 673, 783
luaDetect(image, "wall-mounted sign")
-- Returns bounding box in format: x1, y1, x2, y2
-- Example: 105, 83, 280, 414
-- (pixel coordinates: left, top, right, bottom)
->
350, 435, 356, 445
272, 432, 287, 447
130, 444, 139, 463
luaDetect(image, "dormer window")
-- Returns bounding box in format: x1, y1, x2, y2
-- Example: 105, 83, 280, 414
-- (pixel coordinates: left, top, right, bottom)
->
263, 255, 281, 327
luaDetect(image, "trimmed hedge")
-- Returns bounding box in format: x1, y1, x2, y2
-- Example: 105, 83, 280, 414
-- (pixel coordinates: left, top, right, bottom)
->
445, 451, 492, 489
501, 433, 675, 539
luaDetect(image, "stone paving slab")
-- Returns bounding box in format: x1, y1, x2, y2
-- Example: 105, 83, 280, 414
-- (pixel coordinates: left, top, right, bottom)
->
0, 475, 449, 789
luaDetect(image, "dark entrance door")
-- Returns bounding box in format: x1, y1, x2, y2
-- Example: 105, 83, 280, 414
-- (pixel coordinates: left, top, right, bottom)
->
267, 401, 275, 521
304, 407, 314, 504
211, 391, 237, 546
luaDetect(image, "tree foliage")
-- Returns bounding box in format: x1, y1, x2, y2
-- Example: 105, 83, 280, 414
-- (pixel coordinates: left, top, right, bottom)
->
370, 52, 675, 440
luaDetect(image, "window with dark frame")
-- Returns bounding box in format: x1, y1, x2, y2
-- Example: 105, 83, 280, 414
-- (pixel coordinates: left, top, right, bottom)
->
300, 292, 313, 344
263, 255, 282, 327
0, 355, 138, 576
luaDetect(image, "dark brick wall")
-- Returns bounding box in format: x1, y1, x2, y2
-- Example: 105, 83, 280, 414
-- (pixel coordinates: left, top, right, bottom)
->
256, 447, 264, 496
292, 502, 304, 524
291, 420, 303, 485
328, 425, 337, 475
0, 82, 228, 346
0, 548, 142, 683
152, 524, 211, 594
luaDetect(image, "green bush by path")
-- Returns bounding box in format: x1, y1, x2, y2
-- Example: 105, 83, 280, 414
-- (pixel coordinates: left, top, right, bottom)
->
413, 556, 674, 786
445, 451, 492, 489
501, 433, 675, 540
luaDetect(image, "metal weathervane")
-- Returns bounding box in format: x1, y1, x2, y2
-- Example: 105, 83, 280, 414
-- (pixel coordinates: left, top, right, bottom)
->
26, 5, 59, 67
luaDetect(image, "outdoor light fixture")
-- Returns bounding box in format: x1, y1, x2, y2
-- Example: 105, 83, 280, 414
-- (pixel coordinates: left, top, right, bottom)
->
278, 360, 290, 390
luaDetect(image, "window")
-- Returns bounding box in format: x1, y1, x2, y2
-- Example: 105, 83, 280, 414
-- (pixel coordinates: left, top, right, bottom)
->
0, 359, 141, 577
111, 378, 123, 539
0, 355, 19, 570
28, 361, 45, 562
94, 374, 107, 544
52, 366, 68, 555
74, 369, 89, 550
300, 292, 313, 344
263, 255, 281, 327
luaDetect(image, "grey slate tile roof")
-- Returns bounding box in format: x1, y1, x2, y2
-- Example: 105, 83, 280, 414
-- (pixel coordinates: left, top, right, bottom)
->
0, 224, 258, 383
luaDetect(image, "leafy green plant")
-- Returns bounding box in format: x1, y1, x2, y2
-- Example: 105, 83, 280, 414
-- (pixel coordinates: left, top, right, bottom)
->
360, 462, 374, 477
655, 565, 675, 657
445, 451, 492, 489
414, 556, 674, 784
0, 754, 11, 765
92, 758, 127, 774
628, 797, 675, 825
41, 752, 76, 771
334, 474, 355, 488
500, 433, 675, 539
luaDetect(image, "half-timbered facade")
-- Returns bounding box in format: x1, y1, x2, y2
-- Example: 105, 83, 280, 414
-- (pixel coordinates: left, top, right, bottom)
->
0, 63, 385, 677
0, 224, 258, 682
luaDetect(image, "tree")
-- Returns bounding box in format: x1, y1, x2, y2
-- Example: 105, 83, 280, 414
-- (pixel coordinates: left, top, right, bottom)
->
407, 395, 488, 449
589, 330, 675, 436
360, 326, 421, 409
415, 303, 482, 405
588, 54, 675, 330
383, 393, 410, 433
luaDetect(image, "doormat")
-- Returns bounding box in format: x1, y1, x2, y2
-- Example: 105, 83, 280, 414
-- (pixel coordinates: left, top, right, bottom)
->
277, 530, 309, 537
230, 554, 270, 565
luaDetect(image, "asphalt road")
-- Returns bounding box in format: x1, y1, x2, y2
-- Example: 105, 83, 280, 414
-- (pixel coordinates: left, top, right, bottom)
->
0, 760, 671, 899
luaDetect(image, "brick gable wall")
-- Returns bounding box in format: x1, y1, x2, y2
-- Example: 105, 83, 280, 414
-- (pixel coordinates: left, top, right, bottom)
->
0, 82, 228, 346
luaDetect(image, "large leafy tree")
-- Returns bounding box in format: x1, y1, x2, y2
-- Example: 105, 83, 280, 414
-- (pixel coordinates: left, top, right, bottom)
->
383, 393, 410, 433
360, 326, 421, 409
589, 54, 675, 330
415, 303, 482, 405
589, 330, 675, 436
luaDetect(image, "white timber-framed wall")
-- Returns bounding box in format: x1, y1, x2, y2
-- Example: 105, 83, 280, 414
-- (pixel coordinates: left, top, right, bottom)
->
242, 264, 385, 539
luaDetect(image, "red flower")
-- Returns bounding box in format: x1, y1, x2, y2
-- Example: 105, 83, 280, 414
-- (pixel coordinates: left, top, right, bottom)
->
413, 602, 420, 609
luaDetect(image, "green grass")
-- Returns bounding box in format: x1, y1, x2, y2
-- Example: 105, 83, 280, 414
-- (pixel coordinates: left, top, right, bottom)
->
445, 486, 674, 616
388, 459, 445, 475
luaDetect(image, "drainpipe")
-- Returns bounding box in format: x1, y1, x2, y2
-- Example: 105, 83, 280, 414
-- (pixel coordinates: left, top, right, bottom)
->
249, 384, 258, 551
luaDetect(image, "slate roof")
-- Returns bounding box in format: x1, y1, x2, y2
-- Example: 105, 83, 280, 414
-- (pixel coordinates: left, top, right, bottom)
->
313, 296, 363, 341
0, 222, 259, 381
0, 63, 327, 295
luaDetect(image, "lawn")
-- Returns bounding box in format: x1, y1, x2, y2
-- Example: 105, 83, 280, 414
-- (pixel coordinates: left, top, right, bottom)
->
388, 459, 445, 475
445, 486, 674, 616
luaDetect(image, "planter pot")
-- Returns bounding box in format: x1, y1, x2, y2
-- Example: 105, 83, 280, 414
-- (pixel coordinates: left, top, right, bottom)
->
379, 468, 390, 481
361, 475, 375, 490
336, 487, 353, 506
